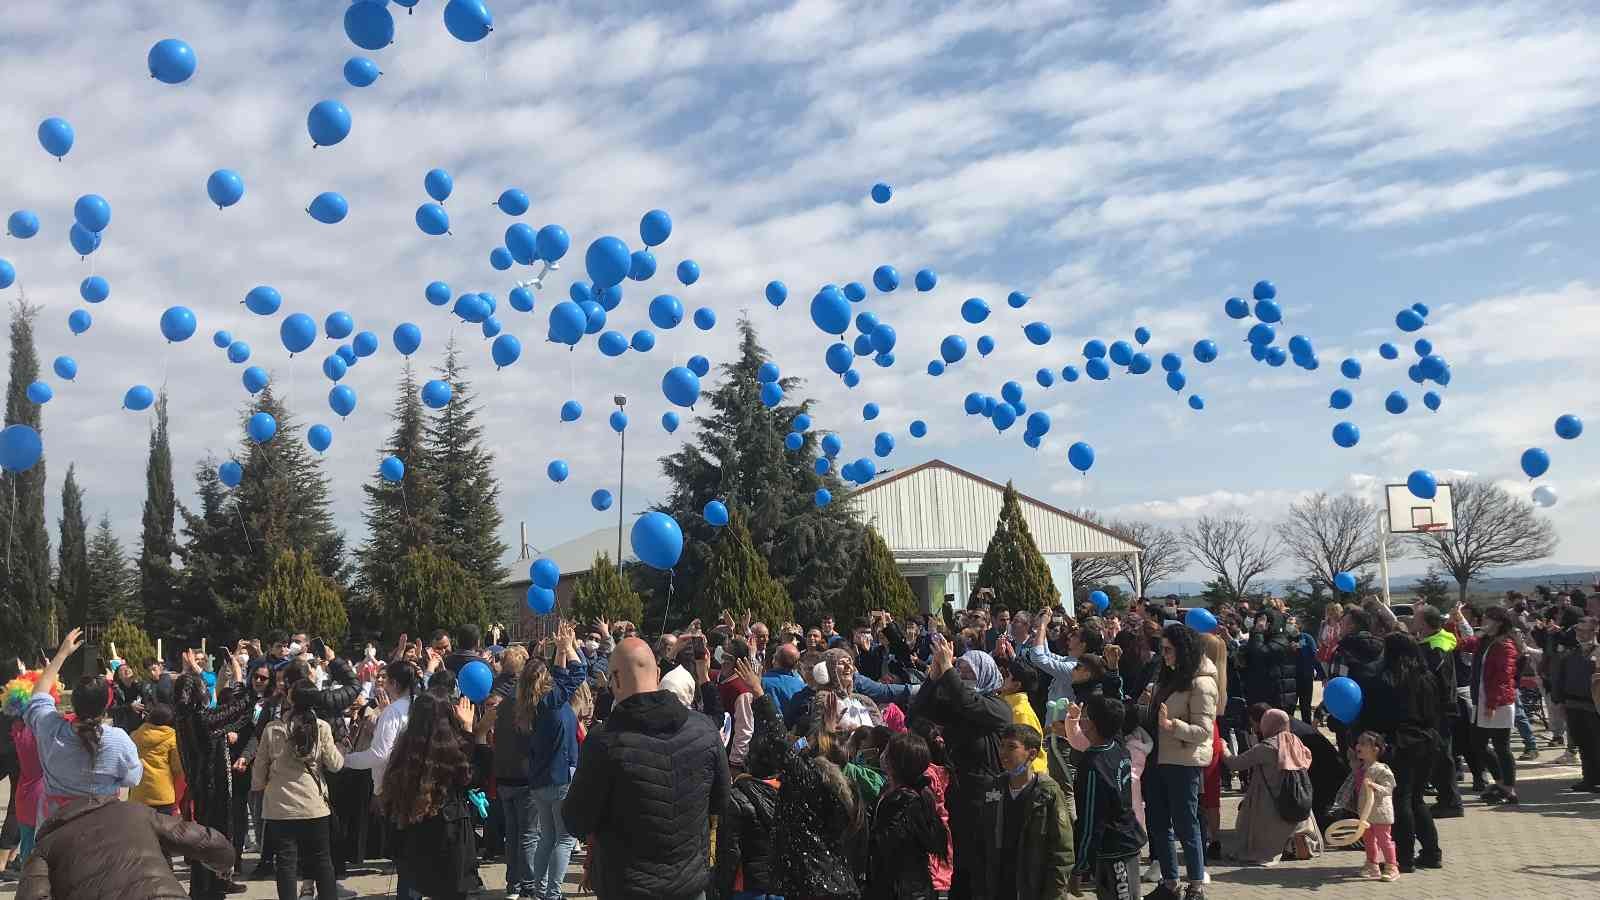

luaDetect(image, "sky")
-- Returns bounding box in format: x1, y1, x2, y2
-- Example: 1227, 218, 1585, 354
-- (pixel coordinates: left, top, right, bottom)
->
1, 0, 1597, 594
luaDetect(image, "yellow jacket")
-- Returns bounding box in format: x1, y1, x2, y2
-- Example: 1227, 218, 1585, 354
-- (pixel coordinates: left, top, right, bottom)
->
130, 723, 184, 807
1003, 692, 1049, 774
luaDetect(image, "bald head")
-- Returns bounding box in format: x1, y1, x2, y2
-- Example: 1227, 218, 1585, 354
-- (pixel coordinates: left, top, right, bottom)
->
774, 642, 800, 671
613, 637, 660, 703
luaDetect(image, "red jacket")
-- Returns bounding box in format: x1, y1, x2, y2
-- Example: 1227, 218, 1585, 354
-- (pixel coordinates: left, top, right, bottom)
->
1460, 635, 1518, 711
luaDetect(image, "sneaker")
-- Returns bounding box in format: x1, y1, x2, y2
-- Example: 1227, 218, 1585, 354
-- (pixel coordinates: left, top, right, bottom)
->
1182, 883, 1206, 900
1549, 733, 1566, 748
1480, 784, 1505, 800
1556, 749, 1579, 765
507, 894, 523, 900
1362, 863, 1381, 879
1519, 748, 1540, 762
1381, 865, 1399, 882
1431, 803, 1465, 818
222, 883, 248, 896
1144, 883, 1181, 900
1142, 861, 1163, 884
299, 881, 314, 899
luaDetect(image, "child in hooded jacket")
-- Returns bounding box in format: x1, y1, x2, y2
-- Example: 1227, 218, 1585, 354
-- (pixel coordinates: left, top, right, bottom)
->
130, 703, 185, 814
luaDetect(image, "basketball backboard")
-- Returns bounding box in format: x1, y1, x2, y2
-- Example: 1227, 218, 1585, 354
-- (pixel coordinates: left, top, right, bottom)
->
1385, 482, 1454, 534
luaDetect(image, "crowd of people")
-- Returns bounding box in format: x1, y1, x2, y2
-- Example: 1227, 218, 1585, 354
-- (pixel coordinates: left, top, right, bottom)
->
0, 585, 1596, 900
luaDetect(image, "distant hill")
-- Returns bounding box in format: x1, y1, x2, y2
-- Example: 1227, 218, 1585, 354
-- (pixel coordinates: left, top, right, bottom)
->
1148, 567, 1600, 600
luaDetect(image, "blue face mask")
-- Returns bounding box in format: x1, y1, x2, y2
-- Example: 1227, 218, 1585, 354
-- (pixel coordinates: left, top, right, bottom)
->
1007, 759, 1031, 778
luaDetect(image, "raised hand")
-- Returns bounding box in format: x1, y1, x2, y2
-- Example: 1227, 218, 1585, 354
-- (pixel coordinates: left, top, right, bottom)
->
735, 657, 763, 695
1103, 644, 1122, 669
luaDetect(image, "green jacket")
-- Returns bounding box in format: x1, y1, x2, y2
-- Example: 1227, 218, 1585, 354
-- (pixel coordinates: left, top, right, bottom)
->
978, 771, 1074, 900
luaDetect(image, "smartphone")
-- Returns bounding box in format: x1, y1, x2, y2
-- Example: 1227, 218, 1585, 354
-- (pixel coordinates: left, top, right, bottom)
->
309, 638, 327, 659
361, 681, 375, 701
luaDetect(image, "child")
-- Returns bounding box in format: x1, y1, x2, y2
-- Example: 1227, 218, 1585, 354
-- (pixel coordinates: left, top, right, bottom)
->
1070, 695, 1148, 900
980, 723, 1074, 900
866, 731, 950, 900
130, 702, 185, 815
1348, 731, 1398, 882
997, 658, 1049, 774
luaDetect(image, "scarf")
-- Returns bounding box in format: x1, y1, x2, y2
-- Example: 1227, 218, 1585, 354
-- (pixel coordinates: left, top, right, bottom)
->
956, 649, 1001, 695
1260, 708, 1311, 771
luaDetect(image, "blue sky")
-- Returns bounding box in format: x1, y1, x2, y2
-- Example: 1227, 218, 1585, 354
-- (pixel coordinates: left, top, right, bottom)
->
1, 0, 1597, 591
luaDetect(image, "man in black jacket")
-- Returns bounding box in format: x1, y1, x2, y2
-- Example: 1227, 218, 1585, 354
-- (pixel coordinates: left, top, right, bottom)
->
564, 637, 729, 900
1235, 610, 1298, 713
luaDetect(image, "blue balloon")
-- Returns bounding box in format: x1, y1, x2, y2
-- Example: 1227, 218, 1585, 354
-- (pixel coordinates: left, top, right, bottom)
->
0, 259, 12, 289
1089, 590, 1109, 613
421, 379, 452, 409
559, 400, 583, 423
6, 211, 39, 239
1379, 342, 1399, 360
489, 247, 513, 270
1129, 353, 1152, 375
241, 285, 280, 316
578, 301, 605, 334
415, 203, 449, 235
1086, 358, 1110, 381
1423, 391, 1442, 412
1067, 441, 1095, 473
380, 455, 405, 482
814, 457, 831, 475
212, 330, 232, 350
1078, 339, 1104, 359
307, 100, 352, 147
631, 330, 656, 353
1385, 391, 1408, 414
855, 333, 875, 358
661, 411, 680, 433
424, 168, 453, 203
1252, 280, 1277, 301
546, 301, 586, 346
279, 313, 316, 354
1324, 677, 1363, 724
1001, 381, 1023, 404
531, 558, 560, 590
147, 38, 197, 83
870, 182, 893, 203
1165, 371, 1187, 392
1035, 368, 1055, 388
205, 168, 246, 209
443, 0, 494, 42
308, 192, 348, 224
751, 362, 779, 385
1024, 322, 1052, 345
1188, 395, 1205, 410
1396, 309, 1425, 332
597, 331, 628, 357
692, 306, 717, 331
344, 56, 381, 87
491, 334, 522, 368
1025, 410, 1051, 436
863, 402, 880, 421
1333, 571, 1357, 594
247, 411, 277, 442
36, 117, 73, 159
458, 660, 494, 703
1407, 469, 1437, 500
757, 281, 787, 309
874, 432, 896, 456
591, 489, 614, 511
1246, 323, 1275, 346
496, 188, 530, 216
1224, 297, 1250, 319
530, 224, 568, 263
68, 223, 101, 257
1419, 354, 1447, 382
677, 259, 701, 286
760, 381, 783, 407
1185, 607, 1218, 634
1521, 447, 1550, 479
1254, 299, 1282, 323
940, 335, 967, 364
218, 460, 243, 487
639, 209, 672, 247
73, 194, 111, 233
821, 343, 850, 375
322, 355, 347, 382
0, 425, 42, 473
1411, 302, 1430, 318
641, 293, 682, 330
819, 433, 842, 458
872, 265, 899, 292
1108, 340, 1133, 366
1189, 340, 1216, 364
351, 331, 379, 358
855, 312, 880, 334
68, 309, 92, 335
793, 414, 812, 432
307, 424, 333, 453
976, 335, 995, 357
815, 489, 833, 507
703, 500, 730, 527
337, 344, 358, 367
926, 360, 945, 377
242, 366, 270, 394
1406, 364, 1424, 384
344, 1, 394, 49
628, 250, 657, 281
915, 269, 938, 292
1340, 358, 1362, 380
1555, 414, 1583, 440
53, 356, 77, 381
960, 298, 990, 324
843, 282, 867, 303
1287, 335, 1312, 358
25, 381, 51, 405
158, 306, 196, 343
810, 286, 850, 335
662, 366, 701, 407
1265, 347, 1286, 367
1332, 421, 1360, 448
507, 287, 534, 313
679, 355, 709, 379
525, 586, 556, 615
329, 385, 357, 418
595, 284, 623, 311
583, 236, 631, 289
1329, 388, 1353, 410
631, 511, 684, 570
319, 311, 351, 341
393, 323, 422, 356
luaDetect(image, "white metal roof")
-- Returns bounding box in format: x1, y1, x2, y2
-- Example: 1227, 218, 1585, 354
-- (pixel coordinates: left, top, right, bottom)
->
851, 460, 1142, 557
537, 526, 636, 576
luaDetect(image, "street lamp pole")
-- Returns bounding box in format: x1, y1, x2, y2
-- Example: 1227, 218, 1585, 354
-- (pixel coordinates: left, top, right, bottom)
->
615, 394, 627, 563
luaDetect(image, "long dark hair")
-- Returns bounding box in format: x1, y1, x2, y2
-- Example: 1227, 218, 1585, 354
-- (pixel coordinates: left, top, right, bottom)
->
1156, 623, 1204, 697
70, 675, 109, 761
286, 680, 320, 760
381, 688, 472, 826
1480, 605, 1515, 650
881, 731, 949, 861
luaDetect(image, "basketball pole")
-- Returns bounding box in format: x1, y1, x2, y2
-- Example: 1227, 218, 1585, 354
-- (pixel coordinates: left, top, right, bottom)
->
1377, 508, 1392, 605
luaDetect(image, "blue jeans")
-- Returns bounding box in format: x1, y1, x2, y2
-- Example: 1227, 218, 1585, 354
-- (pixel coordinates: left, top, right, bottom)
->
531, 783, 576, 900
501, 784, 540, 895
1514, 700, 1537, 752
1144, 764, 1205, 884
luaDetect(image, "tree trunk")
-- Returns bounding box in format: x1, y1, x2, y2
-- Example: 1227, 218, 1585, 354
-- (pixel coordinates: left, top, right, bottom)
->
1457, 578, 1469, 605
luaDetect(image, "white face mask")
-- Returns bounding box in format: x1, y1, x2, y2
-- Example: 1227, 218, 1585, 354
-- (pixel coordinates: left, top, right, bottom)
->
584, 640, 599, 654
365, 646, 377, 659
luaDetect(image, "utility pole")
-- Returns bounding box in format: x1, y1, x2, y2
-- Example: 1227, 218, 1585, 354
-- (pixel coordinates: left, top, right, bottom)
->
615, 394, 627, 563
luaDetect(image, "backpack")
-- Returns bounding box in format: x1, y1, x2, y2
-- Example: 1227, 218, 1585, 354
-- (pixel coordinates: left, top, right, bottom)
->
1268, 767, 1313, 823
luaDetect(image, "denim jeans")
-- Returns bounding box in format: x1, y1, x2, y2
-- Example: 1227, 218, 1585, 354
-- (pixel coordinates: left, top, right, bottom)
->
501, 784, 540, 895
1144, 764, 1205, 884
531, 783, 576, 900
1514, 700, 1537, 752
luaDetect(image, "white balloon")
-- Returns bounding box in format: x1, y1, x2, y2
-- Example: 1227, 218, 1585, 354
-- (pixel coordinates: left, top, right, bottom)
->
1532, 484, 1558, 508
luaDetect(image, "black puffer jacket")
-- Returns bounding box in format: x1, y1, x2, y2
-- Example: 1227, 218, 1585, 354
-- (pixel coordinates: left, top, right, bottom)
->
713, 775, 781, 900
563, 689, 730, 900
19, 796, 234, 900
866, 785, 948, 900
753, 694, 860, 900
1237, 612, 1298, 711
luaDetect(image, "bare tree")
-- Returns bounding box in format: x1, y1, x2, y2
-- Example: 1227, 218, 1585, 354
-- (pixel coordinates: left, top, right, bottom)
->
1068, 509, 1127, 590
1107, 520, 1186, 597
1182, 514, 1280, 602
1278, 493, 1392, 592
1407, 478, 1558, 603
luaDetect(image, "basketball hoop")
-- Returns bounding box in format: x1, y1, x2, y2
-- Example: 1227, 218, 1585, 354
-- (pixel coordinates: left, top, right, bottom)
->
1415, 523, 1447, 534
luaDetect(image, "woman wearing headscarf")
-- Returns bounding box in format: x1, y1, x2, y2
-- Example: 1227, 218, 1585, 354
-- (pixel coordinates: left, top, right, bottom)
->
1220, 708, 1322, 864
907, 640, 1011, 900
808, 649, 882, 735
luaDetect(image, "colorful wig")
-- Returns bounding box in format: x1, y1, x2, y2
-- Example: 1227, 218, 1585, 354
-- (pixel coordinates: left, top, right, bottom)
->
3, 670, 57, 717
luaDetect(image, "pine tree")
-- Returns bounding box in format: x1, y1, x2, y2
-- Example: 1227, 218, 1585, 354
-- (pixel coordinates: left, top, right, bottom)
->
973, 482, 1059, 612
174, 458, 254, 637
86, 513, 137, 623
250, 550, 348, 642
55, 465, 90, 627
0, 298, 52, 658
100, 612, 157, 670
1412, 571, 1453, 607
355, 361, 441, 633
693, 511, 793, 628
384, 546, 488, 639
833, 525, 917, 622
658, 317, 860, 626
570, 553, 645, 625
139, 391, 181, 636
423, 342, 508, 601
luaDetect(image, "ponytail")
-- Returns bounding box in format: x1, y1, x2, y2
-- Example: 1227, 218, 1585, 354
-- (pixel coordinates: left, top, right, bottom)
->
70, 675, 110, 762
287, 680, 320, 760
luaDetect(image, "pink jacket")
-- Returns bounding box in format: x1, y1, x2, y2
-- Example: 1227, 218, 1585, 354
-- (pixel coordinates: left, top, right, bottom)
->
14, 721, 43, 828
926, 764, 953, 891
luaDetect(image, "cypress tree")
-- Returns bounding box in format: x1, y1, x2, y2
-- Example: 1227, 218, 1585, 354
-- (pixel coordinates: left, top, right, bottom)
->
693, 511, 793, 628
0, 298, 52, 658
250, 549, 348, 643
423, 342, 507, 601
833, 525, 917, 622
973, 482, 1060, 611
138, 391, 181, 635
355, 361, 440, 629
86, 512, 137, 622
570, 553, 644, 625
384, 546, 488, 639
658, 316, 859, 625
55, 464, 90, 627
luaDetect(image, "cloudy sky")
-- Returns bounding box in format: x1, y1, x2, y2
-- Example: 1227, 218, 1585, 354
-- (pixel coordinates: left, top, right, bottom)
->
2, 0, 1597, 592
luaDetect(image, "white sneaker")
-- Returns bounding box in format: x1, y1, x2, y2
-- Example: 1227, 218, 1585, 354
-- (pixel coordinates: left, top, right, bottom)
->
1142, 860, 1162, 883
298, 882, 314, 899
1556, 749, 1579, 765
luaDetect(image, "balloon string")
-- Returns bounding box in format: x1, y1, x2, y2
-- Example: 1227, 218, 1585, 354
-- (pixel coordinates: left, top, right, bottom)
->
233, 498, 253, 554
660, 569, 675, 636
400, 481, 411, 517
4, 478, 15, 570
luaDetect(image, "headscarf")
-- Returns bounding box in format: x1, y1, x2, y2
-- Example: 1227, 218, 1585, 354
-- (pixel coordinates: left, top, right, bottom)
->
1260, 708, 1311, 771
955, 649, 1001, 695
822, 648, 854, 696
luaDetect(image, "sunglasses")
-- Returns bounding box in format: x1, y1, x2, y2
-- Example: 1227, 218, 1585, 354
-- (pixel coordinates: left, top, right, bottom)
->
252, 674, 271, 682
